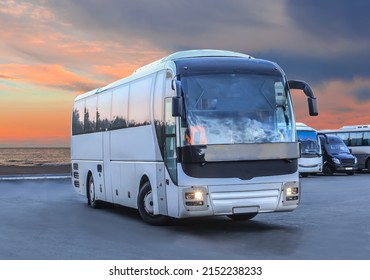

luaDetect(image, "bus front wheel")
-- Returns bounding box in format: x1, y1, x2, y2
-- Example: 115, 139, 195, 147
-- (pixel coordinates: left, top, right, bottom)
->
137, 181, 169, 226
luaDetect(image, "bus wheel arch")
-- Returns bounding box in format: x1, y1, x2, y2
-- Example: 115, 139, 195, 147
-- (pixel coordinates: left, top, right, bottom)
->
137, 179, 169, 226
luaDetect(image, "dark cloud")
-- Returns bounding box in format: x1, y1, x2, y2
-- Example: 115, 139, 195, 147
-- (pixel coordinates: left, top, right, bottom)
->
40, 0, 370, 85
352, 87, 370, 103
46, 0, 269, 51
251, 50, 370, 84
285, 0, 370, 41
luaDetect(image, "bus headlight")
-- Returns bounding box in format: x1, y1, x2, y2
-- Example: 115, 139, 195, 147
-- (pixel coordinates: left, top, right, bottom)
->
283, 182, 300, 205
287, 187, 299, 196
185, 191, 203, 200
183, 186, 208, 210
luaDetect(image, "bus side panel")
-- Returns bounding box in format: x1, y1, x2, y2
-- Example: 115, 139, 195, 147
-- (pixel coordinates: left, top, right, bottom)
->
71, 133, 104, 199
71, 133, 103, 160
110, 161, 136, 208
110, 126, 156, 161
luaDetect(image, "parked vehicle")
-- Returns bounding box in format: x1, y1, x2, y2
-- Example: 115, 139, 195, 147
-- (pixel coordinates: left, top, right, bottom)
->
71, 49, 319, 225
320, 125, 370, 172
318, 133, 357, 175
296, 122, 322, 177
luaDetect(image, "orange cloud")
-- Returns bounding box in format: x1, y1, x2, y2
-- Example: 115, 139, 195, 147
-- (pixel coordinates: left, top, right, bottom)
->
93, 63, 137, 80
292, 78, 370, 130
0, 0, 55, 21
0, 63, 101, 93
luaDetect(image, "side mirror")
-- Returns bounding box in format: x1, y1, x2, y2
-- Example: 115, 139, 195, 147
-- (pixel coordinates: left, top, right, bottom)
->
172, 79, 183, 117
172, 96, 183, 117
288, 80, 319, 116
308, 97, 318, 116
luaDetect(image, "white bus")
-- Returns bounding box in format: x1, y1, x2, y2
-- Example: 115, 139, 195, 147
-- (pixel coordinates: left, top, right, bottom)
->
71, 49, 318, 225
296, 123, 322, 176
320, 125, 370, 171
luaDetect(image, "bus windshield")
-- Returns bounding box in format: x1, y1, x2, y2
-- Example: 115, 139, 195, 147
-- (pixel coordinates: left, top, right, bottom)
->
297, 130, 320, 155
180, 73, 294, 146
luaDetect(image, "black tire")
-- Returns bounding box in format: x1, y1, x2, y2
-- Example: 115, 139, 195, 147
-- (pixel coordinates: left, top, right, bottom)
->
323, 164, 333, 176
366, 159, 370, 173
87, 175, 100, 208
227, 213, 257, 221
137, 181, 169, 226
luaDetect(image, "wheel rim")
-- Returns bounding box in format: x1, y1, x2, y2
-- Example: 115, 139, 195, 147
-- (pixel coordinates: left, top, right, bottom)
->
89, 180, 95, 203
143, 190, 154, 216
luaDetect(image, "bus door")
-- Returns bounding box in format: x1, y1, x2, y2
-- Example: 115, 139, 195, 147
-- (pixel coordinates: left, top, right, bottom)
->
101, 131, 112, 202
155, 98, 177, 215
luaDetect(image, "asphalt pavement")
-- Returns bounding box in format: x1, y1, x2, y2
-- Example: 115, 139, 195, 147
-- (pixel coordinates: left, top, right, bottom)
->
0, 174, 369, 260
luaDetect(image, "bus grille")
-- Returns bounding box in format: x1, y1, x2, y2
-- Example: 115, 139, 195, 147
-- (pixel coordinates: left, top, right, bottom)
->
209, 185, 280, 214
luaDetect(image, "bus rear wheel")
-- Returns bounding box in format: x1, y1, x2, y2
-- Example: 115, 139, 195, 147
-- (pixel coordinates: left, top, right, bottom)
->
137, 181, 169, 226
227, 213, 257, 221
87, 175, 100, 208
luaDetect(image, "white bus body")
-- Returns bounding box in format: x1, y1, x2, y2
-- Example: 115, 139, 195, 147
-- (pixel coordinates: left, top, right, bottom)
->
71, 49, 318, 224
296, 123, 322, 176
320, 125, 370, 171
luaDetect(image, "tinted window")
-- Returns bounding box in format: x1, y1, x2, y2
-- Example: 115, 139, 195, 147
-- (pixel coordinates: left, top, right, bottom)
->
97, 90, 112, 132
111, 85, 129, 129
128, 76, 153, 127
363, 132, 370, 146
72, 100, 84, 135
84, 96, 97, 133
349, 132, 363, 146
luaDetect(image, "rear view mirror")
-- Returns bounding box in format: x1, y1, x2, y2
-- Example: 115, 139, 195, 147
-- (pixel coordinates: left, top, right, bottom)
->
308, 97, 318, 116
172, 79, 183, 117
172, 97, 183, 117
288, 80, 319, 116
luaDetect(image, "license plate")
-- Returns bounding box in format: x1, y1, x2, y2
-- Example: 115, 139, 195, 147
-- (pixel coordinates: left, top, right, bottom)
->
345, 167, 353, 170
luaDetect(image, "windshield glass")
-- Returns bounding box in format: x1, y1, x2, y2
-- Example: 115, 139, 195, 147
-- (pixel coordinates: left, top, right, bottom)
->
297, 130, 320, 155
180, 73, 294, 146
326, 144, 350, 155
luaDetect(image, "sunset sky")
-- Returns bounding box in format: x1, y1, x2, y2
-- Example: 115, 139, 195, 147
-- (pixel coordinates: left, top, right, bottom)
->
1, 0, 370, 147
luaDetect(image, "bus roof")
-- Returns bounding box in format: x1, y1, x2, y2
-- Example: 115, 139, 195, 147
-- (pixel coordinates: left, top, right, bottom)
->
75, 49, 254, 101
321, 125, 370, 133
296, 122, 317, 131
134, 49, 253, 73
340, 125, 370, 130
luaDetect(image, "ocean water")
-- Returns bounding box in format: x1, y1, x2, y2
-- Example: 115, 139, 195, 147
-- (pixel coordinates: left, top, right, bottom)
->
0, 148, 70, 167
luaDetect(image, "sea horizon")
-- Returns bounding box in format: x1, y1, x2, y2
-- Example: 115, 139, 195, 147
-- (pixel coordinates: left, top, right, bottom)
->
0, 147, 70, 167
